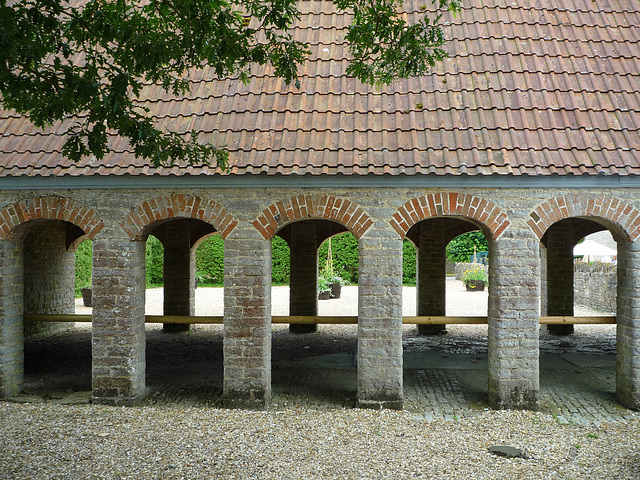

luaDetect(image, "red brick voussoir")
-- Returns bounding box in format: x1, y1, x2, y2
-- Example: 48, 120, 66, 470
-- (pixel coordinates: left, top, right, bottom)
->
252, 195, 374, 239
0, 196, 104, 240
528, 194, 640, 241
390, 193, 511, 240
121, 194, 238, 240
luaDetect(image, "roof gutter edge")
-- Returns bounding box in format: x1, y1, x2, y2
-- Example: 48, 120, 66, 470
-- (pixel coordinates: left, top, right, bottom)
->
0, 173, 637, 190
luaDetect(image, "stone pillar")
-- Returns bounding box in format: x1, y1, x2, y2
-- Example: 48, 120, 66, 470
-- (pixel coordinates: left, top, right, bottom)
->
545, 224, 574, 335
357, 226, 403, 410
487, 231, 540, 410
416, 220, 447, 335
0, 240, 23, 398
23, 222, 75, 338
289, 221, 318, 334
616, 240, 640, 410
539, 245, 548, 316
92, 235, 146, 405
162, 220, 195, 333
223, 225, 271, 409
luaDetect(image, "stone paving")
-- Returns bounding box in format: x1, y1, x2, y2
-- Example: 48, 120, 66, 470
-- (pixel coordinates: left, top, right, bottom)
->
14, 284, 638, 426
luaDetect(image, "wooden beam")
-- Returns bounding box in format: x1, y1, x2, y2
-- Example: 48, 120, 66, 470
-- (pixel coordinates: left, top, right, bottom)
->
145, 315, 223, 324
539, 316, 616, 324
406, 316, 486, 324
24, 314, 617, 325
25, 314, 92, 323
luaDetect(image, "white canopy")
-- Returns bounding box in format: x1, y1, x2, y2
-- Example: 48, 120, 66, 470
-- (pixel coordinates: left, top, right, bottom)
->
574, 239, 617, 262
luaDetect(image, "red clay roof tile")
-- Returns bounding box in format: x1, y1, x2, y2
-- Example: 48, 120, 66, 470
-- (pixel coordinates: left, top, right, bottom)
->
1, 0, 639, 178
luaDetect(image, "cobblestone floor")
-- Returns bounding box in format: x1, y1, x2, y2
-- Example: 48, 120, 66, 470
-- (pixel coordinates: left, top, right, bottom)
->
18, 322, 638, 426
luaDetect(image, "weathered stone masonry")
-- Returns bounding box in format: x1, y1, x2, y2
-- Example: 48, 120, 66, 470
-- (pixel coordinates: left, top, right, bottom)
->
1, 187, 640, 412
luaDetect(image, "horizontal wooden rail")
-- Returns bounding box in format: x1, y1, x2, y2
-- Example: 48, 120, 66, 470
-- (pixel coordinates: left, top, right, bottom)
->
25, 314, 616, 325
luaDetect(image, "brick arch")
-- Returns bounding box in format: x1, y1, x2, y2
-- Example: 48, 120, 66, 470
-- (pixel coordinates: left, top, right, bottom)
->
121, 194, 238, 240
252, 195, 373, 239
0, 196, 104, 240
528, 195, 640, 242
390, 193, 511, 240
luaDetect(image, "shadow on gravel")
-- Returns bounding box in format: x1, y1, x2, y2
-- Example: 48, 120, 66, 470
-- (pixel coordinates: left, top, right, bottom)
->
20, 323, 631, 424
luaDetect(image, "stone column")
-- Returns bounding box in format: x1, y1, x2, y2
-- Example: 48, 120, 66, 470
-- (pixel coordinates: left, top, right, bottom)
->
23, 222, 75, 338
0, 240, 23, 398
545, 224, 575, 335
223, 225, 271, 409
289, 221, 318, 334
357, 226, 403, 410
92, 234, 146, 405
539, 245, 548, 316
416, 220, 447, 335
162, 220, 195, 333
616, 240, 640, 410
487, 230, 540, 410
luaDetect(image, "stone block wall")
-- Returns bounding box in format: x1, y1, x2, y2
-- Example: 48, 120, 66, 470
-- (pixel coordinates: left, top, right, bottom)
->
91, 236, 147, 405
574, 261, 617, 313
23, 221, 75, 339
0, 240, 23, 397
1, 187, 639, 410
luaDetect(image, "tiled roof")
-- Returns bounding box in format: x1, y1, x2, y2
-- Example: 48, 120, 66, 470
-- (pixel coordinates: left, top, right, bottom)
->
1, 0, 639, 178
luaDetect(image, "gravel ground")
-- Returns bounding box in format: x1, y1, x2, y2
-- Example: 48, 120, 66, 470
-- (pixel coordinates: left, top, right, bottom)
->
1, 404, 638, 479
3, 281, 633, 479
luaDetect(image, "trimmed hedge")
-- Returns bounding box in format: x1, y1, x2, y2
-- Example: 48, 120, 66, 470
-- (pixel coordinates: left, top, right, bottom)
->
74, 240, 92, 295
145, 235, 164, 287
446, 231, 488, 263
75, 232, 435, 291
194, 234, 224, 286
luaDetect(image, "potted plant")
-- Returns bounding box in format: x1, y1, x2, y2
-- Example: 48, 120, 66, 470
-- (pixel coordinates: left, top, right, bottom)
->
328, 274, 348, 299
80, 284, 92, 307
462, 264, 487, 291
318, 275, 331, 300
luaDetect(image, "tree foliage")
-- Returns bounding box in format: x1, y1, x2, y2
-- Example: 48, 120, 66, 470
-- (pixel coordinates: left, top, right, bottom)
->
0, 0, 459, 166
446, 231, 488, 263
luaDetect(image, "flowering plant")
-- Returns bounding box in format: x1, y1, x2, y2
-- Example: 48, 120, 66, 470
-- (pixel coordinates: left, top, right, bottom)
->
461, 264, 487, 285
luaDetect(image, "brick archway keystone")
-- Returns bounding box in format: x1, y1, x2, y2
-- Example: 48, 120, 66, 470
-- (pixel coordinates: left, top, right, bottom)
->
122, 194, 238, 240
0, 196, 104, 240
390, 193, 510, 240
253, 195, 373, 239
528, 195, 640, 241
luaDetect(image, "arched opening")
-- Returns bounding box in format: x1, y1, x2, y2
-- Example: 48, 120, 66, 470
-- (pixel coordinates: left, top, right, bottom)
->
137, 218, 225, 401
400, 218, 491, 410
404, 218, 490, 333
269, 219, 360, 404
538, 217, 621, 411
19, 219, 93, 395
540, 218, 618, 334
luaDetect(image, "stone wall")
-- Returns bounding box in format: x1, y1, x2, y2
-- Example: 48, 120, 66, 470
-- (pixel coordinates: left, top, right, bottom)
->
0, 187, 639, 410
23, 221, 75, 339
574, 261, 617, 313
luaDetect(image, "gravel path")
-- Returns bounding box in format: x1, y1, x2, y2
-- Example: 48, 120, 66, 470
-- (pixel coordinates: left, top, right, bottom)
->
1, 404, 638, 479
3, 281, 633, 479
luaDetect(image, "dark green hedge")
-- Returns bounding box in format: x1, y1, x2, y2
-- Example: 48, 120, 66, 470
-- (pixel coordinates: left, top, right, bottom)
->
194, 234, 224, 286
75, 232, 452, 291
74, 240, 92, 295
445, 231, 488, 263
